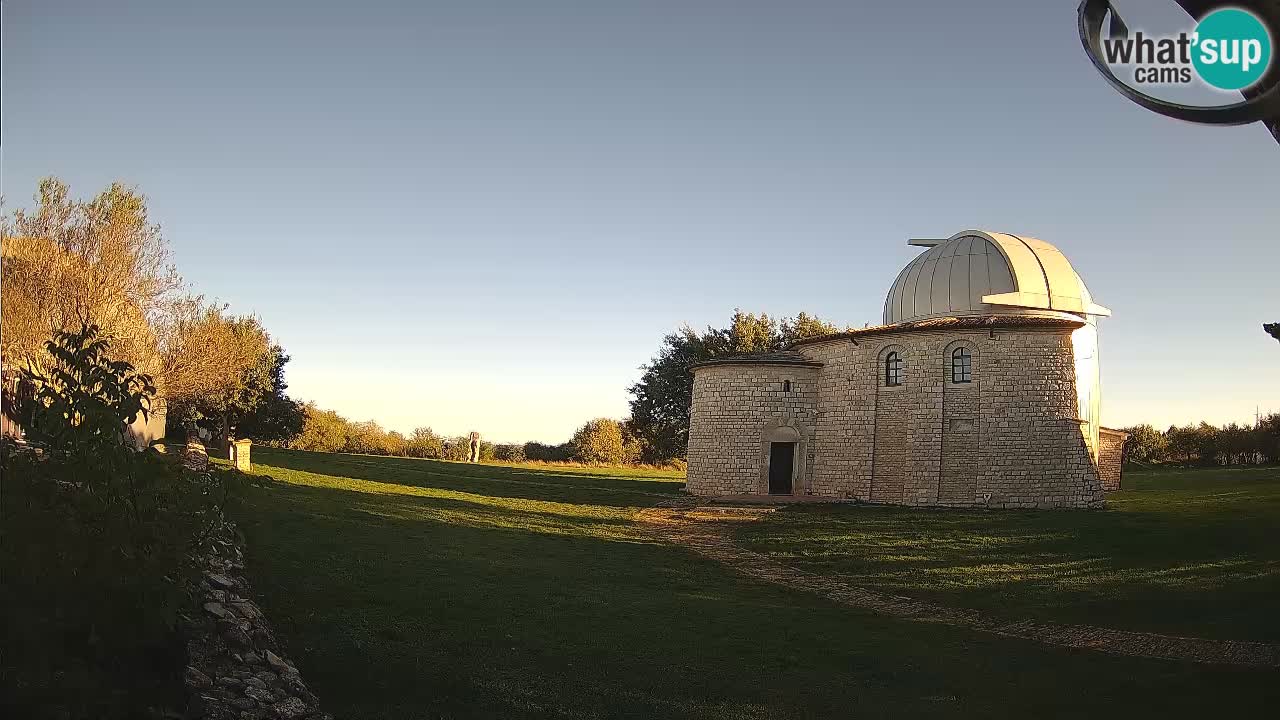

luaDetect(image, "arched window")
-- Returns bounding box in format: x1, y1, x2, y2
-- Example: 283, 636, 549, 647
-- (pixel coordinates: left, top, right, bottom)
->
952, 347, 972, 383
884, 352, 903, 386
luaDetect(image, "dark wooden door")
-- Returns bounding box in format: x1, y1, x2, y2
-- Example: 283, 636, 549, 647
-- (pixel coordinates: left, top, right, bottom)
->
768, 442, 795, 495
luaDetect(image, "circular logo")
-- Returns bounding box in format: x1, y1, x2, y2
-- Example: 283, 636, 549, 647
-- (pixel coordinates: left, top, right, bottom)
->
1191, 8, 1273, 90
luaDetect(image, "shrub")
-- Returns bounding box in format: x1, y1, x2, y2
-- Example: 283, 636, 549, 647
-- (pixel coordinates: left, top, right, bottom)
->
524, 441, 573, 462
345, 420, 389, 454
405, 426, 444, 458
291, 403, 349, 453
1122, 417, 1280, 467
443, 436, 472, 462
1122, 424, 1167, 465
493, 443, 526, 462
2, 325, 234, 718
571, 418, 626, 465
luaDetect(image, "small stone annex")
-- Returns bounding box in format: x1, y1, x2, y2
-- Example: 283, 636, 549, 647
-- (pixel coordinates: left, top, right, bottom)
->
686, 230, 1128, 509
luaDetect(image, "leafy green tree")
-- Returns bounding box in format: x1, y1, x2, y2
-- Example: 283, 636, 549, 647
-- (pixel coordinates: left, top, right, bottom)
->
493, 443, 527, 462
1256, 414, 1280, 463
780, 312, 840, 345
524, 441, 573, 462
405, 426, 444, 458
291, 403, 349, 453
619, 418, 647, 464
235, 346, 305, 443
158, 301, 270, 446
1165, 424, 1199, 463
628, 309, 840, 462
1121, 424, 1168, 465
572, 418, 626, 465
1, 179, 181, 377
1191, 421, 1221, 466
3, 179, 298, 450
3, 325, 231, 718
443, 436, 472, 462
346, 420, 391, 455
19, 324, 156, 462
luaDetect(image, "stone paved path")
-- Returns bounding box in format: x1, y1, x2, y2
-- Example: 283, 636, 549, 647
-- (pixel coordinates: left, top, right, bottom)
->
636, 506, 1280, 668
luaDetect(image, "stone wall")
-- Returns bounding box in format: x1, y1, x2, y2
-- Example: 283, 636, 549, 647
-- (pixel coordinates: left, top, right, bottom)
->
183, 489, 328, 720
687, 324, 1105, 509
1098, 427, 1128, 492
686, 364, 818, 495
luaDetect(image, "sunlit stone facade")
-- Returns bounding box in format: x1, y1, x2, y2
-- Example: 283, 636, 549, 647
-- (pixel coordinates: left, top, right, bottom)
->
686, 230, 1124, 509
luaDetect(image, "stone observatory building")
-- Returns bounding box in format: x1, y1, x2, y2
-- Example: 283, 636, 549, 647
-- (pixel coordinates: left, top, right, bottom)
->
686, 230, 1128, 509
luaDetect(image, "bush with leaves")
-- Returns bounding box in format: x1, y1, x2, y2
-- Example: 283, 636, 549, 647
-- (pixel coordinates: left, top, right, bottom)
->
629, 309, 840, 462
1121, 424, 1168, 466
524, 441, 574, 462
3, 180, 305, 449
290, 403, 350, 453
1, 325, 236, 719
405, 426, 445, 458
1121, 417, 1280, 467
442, 436, 473, 462
493, 443, 527, 462
571, 418, 626, 465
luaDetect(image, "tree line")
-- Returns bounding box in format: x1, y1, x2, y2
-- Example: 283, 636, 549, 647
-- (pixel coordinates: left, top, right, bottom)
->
0, 178, 283, 720
1, 179, 844, 469
17, 178, 1267, 473
2, 178, 305, 447
277, 309, 846, 466
283, 407, 663, 467
1121, 417, 1280, 467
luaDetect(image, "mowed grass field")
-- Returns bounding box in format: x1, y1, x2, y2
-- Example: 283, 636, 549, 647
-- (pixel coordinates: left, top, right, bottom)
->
234, 449, 1280, 719
737, 466, 1280, 643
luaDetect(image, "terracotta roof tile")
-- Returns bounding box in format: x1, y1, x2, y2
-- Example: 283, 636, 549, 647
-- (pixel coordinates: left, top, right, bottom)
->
789, 315, 1085, 348
690, 350, 823, 370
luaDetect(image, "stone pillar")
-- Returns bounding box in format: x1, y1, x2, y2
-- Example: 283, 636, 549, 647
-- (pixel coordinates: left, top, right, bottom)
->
229, 439, 252, 472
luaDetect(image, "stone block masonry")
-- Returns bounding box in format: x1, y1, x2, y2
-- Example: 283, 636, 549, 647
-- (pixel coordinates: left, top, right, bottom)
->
1098, 427, 1128, 491
687, 363, 819, 495
687, 325, 1106, 509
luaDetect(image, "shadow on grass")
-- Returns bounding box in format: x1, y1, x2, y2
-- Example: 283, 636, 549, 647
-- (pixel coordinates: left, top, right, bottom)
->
252, 447, 685, 509
236, 475, 1280, 720
737, 467, 1280, 642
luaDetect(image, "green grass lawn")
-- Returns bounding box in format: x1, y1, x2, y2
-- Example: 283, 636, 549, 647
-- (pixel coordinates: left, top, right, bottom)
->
736, 465, 1280, 643
234, 449, 1279, 719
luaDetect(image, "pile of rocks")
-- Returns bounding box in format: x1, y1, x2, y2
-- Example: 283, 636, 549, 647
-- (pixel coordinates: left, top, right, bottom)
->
182, 440, 210, 472
183, 529, 328, 720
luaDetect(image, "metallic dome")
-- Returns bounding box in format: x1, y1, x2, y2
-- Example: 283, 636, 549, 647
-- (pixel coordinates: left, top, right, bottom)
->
882, 230, 1110, 325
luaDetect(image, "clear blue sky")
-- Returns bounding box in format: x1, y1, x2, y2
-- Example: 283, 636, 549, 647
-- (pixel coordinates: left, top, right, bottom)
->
4, 0, 1277, 442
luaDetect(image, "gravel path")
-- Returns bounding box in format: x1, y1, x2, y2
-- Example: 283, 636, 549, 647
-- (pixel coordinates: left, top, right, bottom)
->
637, 506, 1280, 668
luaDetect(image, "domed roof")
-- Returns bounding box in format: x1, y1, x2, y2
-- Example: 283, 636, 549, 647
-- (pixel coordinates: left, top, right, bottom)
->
882, 230, 1110, 325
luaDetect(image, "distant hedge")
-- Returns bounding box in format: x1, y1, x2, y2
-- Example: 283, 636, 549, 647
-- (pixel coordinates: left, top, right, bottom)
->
1122, 415, 1280, 467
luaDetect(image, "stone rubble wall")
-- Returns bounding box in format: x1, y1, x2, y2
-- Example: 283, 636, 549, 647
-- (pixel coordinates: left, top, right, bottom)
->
183, 512, 329, 720
687, 326, 1105, 509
